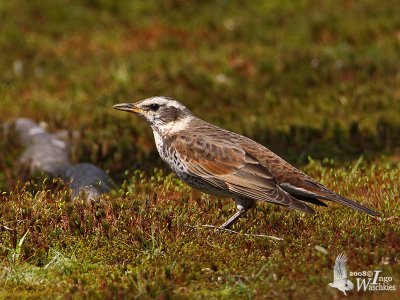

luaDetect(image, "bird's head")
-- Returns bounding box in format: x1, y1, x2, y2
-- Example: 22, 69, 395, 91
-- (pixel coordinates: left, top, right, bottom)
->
345, 280, 354, 290
113, 96, 193, 134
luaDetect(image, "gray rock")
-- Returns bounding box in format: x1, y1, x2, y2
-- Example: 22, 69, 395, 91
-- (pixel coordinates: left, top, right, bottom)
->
15, 118, 70, 175
14, 118, 49, 146
13, 118, 111, 200
20, 141, 71, 175
57, 163, 111, 200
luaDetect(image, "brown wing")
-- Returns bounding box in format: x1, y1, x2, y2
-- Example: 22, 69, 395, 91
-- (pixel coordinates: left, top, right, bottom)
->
172, 135, 315, 214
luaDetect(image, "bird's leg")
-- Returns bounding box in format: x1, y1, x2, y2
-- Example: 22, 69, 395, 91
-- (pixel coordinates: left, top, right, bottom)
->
219, 205, 250, 229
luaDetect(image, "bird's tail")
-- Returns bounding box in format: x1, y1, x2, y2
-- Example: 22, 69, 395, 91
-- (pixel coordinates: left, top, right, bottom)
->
320, 191, 379, 216
306, 180, 379, 216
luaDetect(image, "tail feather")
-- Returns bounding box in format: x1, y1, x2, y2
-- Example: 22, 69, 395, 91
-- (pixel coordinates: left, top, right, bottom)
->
280, 180, 379, 216
293, 195, 328, 207
305, 180, 379, 216
320, 192, 379, 216
285, 192, 316, 215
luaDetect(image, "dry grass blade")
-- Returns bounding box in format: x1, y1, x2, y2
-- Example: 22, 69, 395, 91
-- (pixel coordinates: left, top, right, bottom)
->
184, 224, 284, 240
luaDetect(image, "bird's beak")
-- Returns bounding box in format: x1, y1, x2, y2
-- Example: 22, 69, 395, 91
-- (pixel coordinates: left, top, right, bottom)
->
113, 103, 144, 114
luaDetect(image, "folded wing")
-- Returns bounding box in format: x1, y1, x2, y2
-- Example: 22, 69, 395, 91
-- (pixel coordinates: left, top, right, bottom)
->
172, 135, 315, 214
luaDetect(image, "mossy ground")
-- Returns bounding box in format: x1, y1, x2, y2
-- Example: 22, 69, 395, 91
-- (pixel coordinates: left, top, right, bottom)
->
0, 0, 399, 299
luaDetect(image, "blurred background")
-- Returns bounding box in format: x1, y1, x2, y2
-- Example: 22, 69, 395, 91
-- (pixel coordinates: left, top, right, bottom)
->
1, 0, 399, 186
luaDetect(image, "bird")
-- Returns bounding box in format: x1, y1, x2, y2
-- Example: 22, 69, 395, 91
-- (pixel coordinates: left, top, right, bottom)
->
329, 253, 354, 295
113, 96, 378, 229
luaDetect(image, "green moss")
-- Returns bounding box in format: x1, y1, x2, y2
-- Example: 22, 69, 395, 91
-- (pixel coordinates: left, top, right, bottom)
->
0, 162, 399, 298
0, 0, 399, 298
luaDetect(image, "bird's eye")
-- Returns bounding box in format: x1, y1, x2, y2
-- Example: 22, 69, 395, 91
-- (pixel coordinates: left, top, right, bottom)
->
149, 104, 160, 111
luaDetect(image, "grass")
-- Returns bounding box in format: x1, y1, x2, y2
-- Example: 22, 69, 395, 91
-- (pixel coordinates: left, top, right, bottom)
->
0, 167, 399, 299
0, 0, 399, 299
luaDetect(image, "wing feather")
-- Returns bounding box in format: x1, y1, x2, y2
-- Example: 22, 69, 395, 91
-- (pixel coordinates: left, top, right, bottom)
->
173, 135, 315, 214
